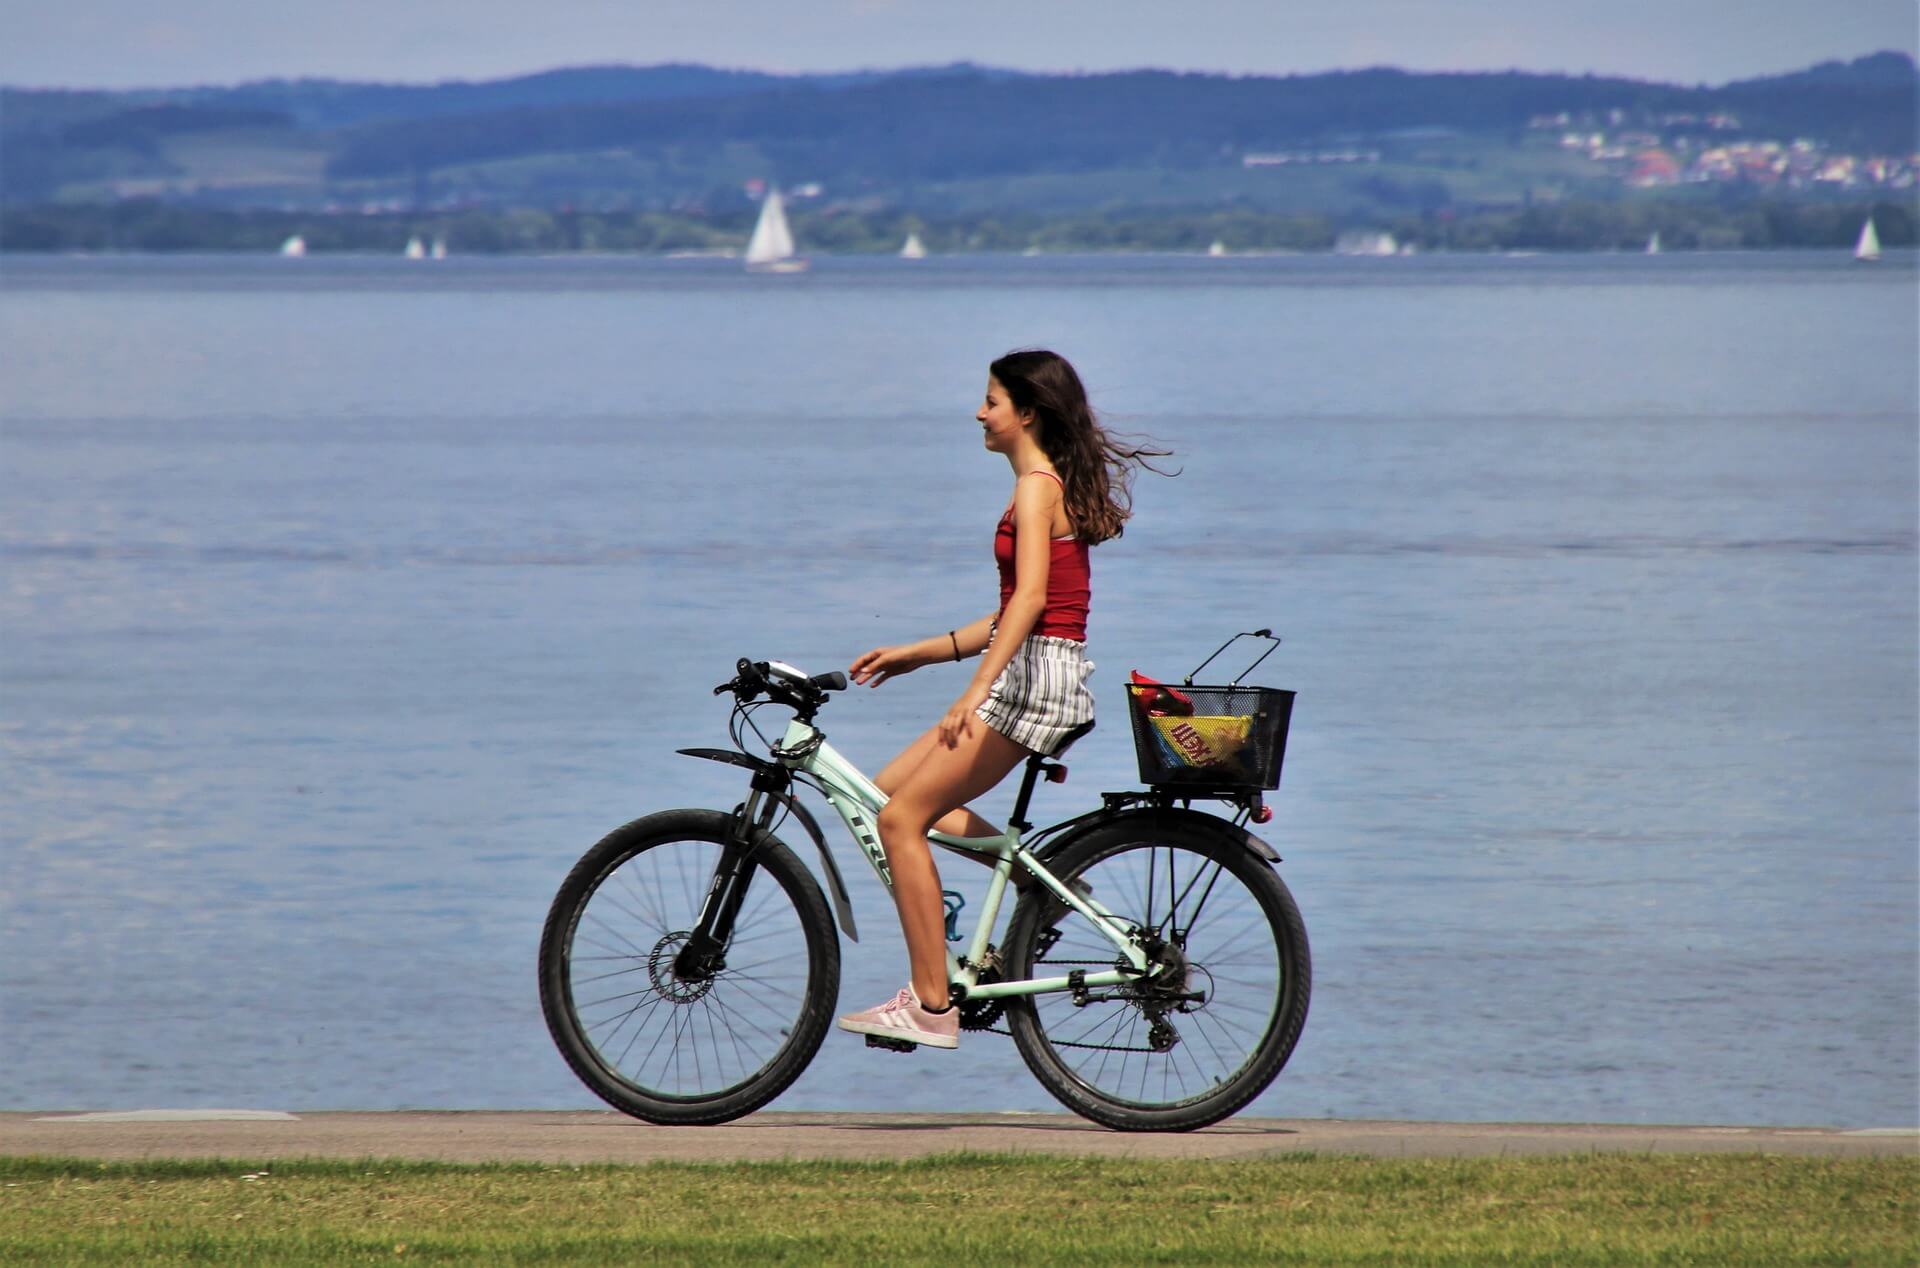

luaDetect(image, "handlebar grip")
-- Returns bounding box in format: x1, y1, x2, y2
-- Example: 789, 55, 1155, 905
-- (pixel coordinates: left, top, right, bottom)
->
715, 658, 842, 701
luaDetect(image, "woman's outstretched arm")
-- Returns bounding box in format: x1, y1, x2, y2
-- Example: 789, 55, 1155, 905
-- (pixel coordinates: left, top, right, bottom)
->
850, 610, 996, 687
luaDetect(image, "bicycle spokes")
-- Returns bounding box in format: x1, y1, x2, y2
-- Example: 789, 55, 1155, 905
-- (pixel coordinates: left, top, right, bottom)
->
1016, 836, 1294, 1116
566, 838, 816, 1101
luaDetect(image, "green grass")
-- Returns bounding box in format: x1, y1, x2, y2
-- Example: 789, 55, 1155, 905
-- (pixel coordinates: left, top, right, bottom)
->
1, 1152, 1913, 1265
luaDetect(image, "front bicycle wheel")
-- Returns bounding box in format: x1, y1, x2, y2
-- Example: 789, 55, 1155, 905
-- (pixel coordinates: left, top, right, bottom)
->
1004, 820, 1310, 1131
538, 808, 840, 1125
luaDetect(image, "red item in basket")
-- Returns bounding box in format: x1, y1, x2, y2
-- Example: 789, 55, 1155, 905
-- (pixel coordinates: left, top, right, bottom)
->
1129, 670, 1195, 717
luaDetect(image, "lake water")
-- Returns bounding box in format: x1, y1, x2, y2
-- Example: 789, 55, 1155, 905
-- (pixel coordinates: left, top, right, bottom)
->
2, 250, 1915, 1127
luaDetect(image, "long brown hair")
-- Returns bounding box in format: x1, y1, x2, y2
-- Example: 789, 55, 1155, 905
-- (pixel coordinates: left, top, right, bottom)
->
990, 348, 1171, 545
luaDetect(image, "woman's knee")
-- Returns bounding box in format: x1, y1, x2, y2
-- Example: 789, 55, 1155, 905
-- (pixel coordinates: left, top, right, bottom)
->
876, 796, 939, 848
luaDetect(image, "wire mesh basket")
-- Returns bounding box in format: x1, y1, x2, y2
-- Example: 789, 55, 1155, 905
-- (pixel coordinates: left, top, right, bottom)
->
1126, 631, 1295, 792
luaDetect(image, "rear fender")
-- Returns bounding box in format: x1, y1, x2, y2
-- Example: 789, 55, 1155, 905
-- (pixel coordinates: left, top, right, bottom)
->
677, 748, 859, 942
1035, 805, 1281, 867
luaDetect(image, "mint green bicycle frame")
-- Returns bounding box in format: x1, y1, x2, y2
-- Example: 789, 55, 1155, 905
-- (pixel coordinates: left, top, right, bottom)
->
768, 715, 1157, 1001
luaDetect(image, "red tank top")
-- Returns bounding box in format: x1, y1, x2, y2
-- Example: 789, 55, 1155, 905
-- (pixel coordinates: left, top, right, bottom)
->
994, 472, 1091, 642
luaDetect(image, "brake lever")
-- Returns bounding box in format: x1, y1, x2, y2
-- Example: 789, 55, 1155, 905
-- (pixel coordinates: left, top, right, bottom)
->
713, 658, 765, 700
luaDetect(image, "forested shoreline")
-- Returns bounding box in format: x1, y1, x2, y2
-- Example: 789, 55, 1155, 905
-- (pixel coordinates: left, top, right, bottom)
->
4, 197, 1911, 254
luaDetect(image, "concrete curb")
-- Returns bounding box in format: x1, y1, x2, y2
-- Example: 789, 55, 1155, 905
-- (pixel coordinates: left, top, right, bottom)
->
3, 1111, 1914, 1164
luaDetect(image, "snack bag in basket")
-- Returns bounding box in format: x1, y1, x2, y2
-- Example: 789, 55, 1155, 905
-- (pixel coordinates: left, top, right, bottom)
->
1131, 671, 1256, 779
1149, 713, 1255, 779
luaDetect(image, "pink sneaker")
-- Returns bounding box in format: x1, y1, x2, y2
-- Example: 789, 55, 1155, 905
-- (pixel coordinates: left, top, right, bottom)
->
837, 984, 960, 1049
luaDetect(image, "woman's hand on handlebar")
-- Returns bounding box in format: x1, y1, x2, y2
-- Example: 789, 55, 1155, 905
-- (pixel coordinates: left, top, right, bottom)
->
849, 643, 930, 688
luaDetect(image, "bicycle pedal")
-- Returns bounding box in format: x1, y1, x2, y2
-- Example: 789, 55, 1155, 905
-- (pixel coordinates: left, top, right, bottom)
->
864, 1034, 920, 1054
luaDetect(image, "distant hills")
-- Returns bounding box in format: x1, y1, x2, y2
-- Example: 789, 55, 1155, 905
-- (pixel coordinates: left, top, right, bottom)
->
3, 53, 1914, 223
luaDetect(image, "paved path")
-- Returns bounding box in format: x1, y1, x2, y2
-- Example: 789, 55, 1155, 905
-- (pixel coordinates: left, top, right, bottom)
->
2, 1111, 1912, 1164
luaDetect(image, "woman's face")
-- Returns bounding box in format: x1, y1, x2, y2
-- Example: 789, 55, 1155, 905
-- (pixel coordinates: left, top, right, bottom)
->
977, 376, 1033, 453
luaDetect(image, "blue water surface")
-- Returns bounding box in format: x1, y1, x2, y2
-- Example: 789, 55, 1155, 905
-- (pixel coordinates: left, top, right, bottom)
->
2, 250, 1914, 1126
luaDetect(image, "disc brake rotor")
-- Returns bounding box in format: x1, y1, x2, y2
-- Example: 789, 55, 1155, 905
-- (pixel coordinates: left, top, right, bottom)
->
647, 932, 714, 1004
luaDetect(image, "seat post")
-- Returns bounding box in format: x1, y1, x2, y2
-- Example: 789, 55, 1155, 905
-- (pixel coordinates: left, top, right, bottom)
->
1007, 720, 1093, 834
1006, 755, 1049, 834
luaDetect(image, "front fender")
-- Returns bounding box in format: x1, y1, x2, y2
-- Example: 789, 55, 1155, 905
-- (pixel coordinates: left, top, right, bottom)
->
676, 748, 859, 942
676, 747, 775, 775
1035, 805, 1281, 866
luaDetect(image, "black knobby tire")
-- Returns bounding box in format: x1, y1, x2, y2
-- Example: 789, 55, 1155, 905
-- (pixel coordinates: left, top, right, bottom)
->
538, 809, 841, 1125
1003, 820, 1310, 1132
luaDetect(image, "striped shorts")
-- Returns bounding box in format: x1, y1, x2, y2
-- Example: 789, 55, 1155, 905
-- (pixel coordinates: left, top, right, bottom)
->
975, 633, 1096, 756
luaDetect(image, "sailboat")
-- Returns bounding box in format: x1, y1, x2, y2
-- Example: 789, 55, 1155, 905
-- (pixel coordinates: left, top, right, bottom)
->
745, 187, 807, 273
430, 237, 448, 260
279, 234, 307, 258
1646, 231, 1661, 255
1207, 239, 1228, 257
1855, 216, 1881, 262
404, 236, 426, 260
899, 231, 927, 259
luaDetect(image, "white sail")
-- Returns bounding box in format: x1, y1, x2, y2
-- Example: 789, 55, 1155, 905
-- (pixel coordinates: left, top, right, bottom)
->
1646, 231, 1661, 255
404, 236, 426, 259
900, 231, 927, 259
1855, 217, 1881, 261
279, 235, 307, 257
430, 237, 448, 260
1207, 239, 1228, 257
745, 189, 799, 266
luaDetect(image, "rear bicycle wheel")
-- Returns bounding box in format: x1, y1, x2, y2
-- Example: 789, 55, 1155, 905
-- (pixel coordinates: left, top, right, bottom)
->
538, 808, 840, 1125
1004, 821, 1310, 1131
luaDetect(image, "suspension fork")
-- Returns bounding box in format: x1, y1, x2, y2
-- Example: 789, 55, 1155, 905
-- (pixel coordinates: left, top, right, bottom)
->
673, 770, 786, 980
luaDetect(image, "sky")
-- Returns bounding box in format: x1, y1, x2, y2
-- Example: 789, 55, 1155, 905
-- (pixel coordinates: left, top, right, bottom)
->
3, 0, 1916, 91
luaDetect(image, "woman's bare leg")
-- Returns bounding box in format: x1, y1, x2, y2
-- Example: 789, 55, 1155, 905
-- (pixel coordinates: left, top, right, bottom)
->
873, 725, 1001, 839
875, 723, 1032, 1009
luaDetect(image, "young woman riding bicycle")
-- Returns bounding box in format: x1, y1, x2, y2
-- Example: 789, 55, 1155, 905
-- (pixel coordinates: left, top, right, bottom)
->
838, 348, 1168, 1049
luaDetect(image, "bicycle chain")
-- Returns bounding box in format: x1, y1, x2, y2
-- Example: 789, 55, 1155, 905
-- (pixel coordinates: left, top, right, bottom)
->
976, 958, 1176, 1053
977, 1024, 1165, 1054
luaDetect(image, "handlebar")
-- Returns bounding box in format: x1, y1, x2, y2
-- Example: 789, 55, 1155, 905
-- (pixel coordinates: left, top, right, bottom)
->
765, 660, 848, 694
714, 658, 848, 712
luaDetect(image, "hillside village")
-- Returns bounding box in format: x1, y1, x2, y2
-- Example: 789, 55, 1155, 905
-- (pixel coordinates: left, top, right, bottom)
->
1530, 109, 1918, 190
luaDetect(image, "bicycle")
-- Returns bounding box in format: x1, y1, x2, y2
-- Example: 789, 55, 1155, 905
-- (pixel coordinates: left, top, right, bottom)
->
538, 632, 1310, 1132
